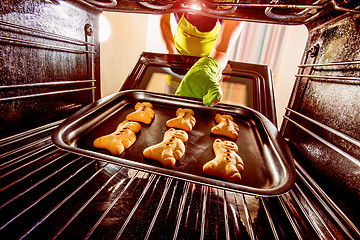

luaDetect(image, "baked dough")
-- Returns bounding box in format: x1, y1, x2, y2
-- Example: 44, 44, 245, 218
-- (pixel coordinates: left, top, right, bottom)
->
166, 108, 196, 132
203, 139, 244, 183
143, 128, 188, 168
211, 114, 239, 139
93, 120, 141, 155
126, 102, 155, 124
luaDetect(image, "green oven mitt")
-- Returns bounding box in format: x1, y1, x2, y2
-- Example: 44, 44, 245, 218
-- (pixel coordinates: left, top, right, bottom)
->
175, 57, 223, 106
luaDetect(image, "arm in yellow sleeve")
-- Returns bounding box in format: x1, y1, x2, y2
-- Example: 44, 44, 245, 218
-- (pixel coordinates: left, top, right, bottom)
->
160, 14, 177, 54
209, 20, 245, 70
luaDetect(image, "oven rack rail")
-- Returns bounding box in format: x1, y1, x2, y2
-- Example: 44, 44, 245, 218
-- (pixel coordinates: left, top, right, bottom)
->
0, 80, 96, 103
0, 20, 95, 51
297, 60, 360, 83
0, 122, 359, 239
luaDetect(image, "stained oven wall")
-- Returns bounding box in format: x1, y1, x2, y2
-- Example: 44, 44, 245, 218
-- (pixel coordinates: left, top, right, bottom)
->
0, 0, 101, 138
281, 12, 360, 227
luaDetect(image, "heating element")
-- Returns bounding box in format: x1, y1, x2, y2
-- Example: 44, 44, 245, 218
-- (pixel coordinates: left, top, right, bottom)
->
78, 0, 360, 24
1, 0, 360, 239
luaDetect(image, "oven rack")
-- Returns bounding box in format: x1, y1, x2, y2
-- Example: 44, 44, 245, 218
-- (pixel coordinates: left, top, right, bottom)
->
0, 122, 359, 239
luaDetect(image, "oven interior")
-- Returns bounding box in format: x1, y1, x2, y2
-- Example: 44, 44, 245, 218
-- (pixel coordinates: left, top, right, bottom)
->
1, 1, 360, 239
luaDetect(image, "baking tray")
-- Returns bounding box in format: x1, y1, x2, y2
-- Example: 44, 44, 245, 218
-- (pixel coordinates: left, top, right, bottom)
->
52, 90, 296, 196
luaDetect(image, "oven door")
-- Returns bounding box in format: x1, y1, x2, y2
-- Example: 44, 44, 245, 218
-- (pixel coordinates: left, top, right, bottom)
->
121, 52, 277, 125
51, 51, 295, 197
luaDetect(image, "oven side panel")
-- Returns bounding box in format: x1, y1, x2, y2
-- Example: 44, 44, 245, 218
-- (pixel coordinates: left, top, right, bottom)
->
281, 13, 360, 226
0, 0, 101, 139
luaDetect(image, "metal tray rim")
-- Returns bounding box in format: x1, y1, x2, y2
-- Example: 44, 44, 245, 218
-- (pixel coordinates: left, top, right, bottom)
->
52, 90, 296, 196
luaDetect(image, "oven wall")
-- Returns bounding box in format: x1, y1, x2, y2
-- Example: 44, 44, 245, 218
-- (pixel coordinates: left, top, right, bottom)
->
0, 0, 101, 138
282, 12, 360, 226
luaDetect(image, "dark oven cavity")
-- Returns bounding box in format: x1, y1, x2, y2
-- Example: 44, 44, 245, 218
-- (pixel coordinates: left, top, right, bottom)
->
1, 1, 360, 239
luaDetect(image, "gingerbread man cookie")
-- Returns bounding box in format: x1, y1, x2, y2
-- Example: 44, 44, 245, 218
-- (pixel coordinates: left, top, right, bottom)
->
166, 108, 196, 132
211, 114, 239, 139
93, 120, 141, 155
143, 128, 188, 168
203, 139, 244, 183
126, 102, 155, 124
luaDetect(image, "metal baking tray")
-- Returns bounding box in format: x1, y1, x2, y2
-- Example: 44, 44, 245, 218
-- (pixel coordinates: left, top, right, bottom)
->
52, 90, 296, 196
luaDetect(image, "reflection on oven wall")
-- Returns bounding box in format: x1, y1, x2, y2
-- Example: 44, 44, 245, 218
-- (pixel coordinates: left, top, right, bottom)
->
99, 12, 308, 127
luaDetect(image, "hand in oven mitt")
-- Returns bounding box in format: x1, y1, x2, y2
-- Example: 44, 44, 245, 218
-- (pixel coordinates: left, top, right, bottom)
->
175, 57, 223, 106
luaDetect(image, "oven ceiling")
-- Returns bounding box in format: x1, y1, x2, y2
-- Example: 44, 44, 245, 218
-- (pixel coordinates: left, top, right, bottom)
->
73, 0, 360, 25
